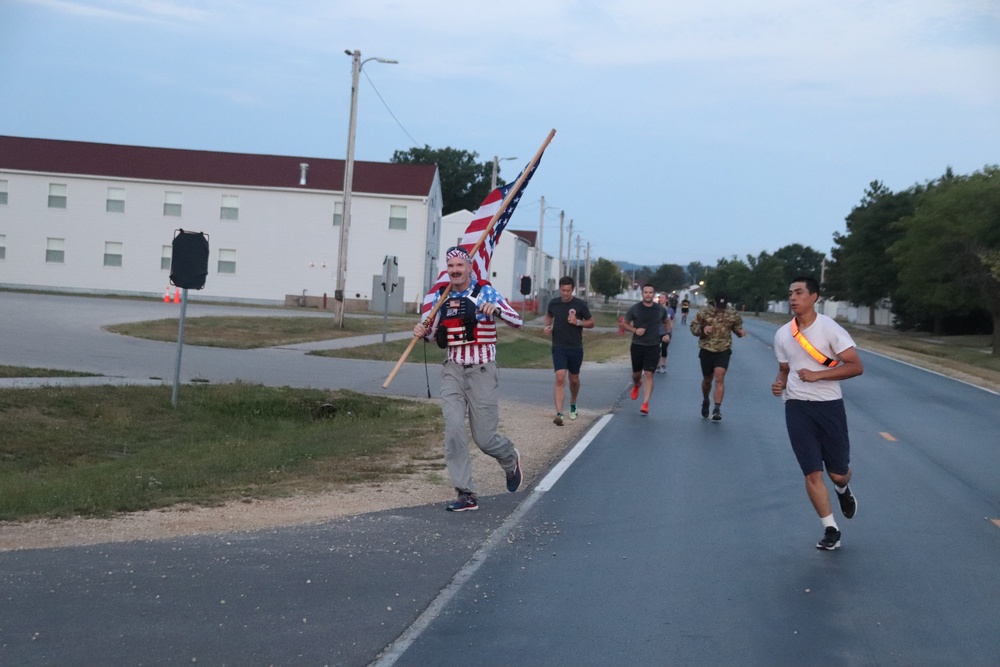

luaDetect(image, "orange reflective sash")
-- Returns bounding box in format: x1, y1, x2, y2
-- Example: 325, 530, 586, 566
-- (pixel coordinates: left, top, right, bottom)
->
790, 319, 840, 367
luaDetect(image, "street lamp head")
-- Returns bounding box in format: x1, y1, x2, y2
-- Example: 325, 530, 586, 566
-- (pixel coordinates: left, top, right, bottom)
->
376, 58, 399, 64
344, 49, 353, 56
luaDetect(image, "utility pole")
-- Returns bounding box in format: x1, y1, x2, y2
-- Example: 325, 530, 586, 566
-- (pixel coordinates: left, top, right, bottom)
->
558, 210, 565, 279
335, 50, 397, 328
585, 242, 591, 299
575, 234, 581, 288
566, 218, 574, 286
536, 196, 545, 313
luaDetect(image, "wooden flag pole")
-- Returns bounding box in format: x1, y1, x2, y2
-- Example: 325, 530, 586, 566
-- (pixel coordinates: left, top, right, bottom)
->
382, 128, 556, 389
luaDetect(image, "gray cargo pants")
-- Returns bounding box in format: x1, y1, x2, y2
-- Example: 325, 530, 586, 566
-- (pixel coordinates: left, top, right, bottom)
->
440, 360, 518, 495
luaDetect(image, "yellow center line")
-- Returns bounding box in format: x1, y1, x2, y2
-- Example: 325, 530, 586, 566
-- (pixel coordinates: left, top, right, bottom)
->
879, 432, 897, 442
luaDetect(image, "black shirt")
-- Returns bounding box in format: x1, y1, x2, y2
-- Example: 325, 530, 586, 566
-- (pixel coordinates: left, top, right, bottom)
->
547, 296, 592, 349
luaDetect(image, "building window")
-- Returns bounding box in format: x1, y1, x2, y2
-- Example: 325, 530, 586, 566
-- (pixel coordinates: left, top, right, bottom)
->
164, 191, 182, 217
106, 187, 126, 213
0, 234, 6, 259
218, 248, 237, 274
161, 245, 172, 270
104, 242, 123, 267
0, 180, 7, 205
389, 205, 407, 230
220, 195, 239, 220
48, 183, 67, 209
333, 201, 343, 226
46, 237, 65, 264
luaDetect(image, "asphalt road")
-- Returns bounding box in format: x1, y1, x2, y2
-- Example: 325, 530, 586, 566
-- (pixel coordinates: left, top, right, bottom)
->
1, 293, 998, 666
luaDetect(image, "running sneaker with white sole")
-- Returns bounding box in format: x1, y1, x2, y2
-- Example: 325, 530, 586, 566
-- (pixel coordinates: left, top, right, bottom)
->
837, 486, 858, 519
816, 526, 841, 550
553, 413, 564, 426
701, 398, 710, 419
506, 450, 522, 492
446, 492, 479, 512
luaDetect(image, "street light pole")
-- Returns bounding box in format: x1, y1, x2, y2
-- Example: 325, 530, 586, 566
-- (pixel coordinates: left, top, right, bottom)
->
491, 155, 517, 190
336, 49, 397, 328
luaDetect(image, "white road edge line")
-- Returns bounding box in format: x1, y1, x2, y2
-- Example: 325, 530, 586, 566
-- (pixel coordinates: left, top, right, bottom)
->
369, 412, 615, 667
860, 347, 999, 396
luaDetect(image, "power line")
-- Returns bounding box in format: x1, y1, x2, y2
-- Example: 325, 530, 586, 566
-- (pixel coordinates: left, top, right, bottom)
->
362, 69, 420, 147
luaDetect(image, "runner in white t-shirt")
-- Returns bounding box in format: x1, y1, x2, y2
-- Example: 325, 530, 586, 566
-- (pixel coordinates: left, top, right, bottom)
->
772, 276, 864, 551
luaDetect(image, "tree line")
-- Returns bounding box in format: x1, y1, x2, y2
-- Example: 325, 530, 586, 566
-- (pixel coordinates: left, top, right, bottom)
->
391, 145, 997, 353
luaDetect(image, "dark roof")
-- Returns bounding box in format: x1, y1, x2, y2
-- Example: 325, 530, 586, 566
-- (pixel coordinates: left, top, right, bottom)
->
509, 229, 537, 247
0, 136, 437, 197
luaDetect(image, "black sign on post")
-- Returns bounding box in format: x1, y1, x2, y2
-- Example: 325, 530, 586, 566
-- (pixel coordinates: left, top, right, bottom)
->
170, 230, 210, 290
519, 275, 532, 296
168, 230, 209, 408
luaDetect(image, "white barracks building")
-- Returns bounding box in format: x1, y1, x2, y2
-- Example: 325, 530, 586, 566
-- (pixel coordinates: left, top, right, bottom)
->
0, 136, 443, 312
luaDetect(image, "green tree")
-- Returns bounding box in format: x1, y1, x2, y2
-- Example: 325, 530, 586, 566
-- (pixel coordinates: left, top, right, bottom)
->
773, 244, 826, 287
891, 166, 1000, 353
705, 256, 751, 305
590, 258, 626, 303
391, 146, 494, 215
745, 251, 786, 315
825, 181, 918, 324
685, 261, 706, 285
650, 263, 686, 293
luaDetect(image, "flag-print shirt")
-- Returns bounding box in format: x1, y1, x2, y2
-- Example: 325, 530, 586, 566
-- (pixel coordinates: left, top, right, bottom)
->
427, 283, 518, 365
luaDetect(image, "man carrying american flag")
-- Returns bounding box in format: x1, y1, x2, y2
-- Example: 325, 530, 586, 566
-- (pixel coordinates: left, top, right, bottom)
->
413, 245, 522, 511
412, 163, 540, 512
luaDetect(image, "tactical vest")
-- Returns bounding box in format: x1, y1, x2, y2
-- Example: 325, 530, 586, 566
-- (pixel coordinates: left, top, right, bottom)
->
435, 284, 497, 348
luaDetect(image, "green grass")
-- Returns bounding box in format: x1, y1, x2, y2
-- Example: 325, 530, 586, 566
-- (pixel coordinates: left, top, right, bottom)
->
746, 312, 1000, 381
0, 384, 441, 521
106, 315, 414, 349
310, 326, 631, 368
0, 366, 100, 379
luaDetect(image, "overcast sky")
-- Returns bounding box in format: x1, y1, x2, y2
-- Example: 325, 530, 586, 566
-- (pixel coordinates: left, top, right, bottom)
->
2, 0, 998, 269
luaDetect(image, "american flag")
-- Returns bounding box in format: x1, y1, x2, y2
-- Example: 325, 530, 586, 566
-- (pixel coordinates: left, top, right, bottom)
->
419, 159, 541, 327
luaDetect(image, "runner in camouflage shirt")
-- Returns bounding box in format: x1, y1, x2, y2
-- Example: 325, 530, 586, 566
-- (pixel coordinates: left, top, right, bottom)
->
689, 294, 746, 421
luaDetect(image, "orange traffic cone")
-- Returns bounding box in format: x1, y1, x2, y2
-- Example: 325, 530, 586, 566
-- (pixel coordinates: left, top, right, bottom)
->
173, 288, 181, 304
163, 287, 171, 303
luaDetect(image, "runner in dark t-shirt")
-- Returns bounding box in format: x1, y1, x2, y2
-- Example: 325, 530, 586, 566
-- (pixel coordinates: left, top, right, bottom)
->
544, 276, 594, 425
623, 284, 669, 415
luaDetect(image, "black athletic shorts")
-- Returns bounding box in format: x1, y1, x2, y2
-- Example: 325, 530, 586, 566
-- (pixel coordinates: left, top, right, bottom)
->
631, 344, 660, 373
785, 399, 851, 476
698, 348, 731, 377
552, 346, 584, 375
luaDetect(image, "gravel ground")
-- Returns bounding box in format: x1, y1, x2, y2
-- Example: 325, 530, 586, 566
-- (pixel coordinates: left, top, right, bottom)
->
0, 400, 595, 552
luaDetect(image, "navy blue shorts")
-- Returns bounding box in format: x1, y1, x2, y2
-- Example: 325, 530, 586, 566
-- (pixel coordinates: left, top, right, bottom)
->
785, 399, 851, 476
552, 346, 584, 375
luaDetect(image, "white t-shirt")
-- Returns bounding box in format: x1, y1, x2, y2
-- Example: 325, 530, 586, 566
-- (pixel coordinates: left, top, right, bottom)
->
774, 313, 856, 402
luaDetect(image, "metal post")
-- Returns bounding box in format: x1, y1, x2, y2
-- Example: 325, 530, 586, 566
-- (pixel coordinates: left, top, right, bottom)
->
171, 287, 189, 408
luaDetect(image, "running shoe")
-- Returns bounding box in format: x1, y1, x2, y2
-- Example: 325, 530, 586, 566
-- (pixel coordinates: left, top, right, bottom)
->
569, 405, 578, 420
837, 486, 858, 519
553, 413, 564, 426
446, 492, 479, 512
701, 398, 710, 419
506, 450, 522, 492
816, 526, 841, 550
640, 402, 649, 415
630, 384, 640, 401
712, 409, 722, 422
